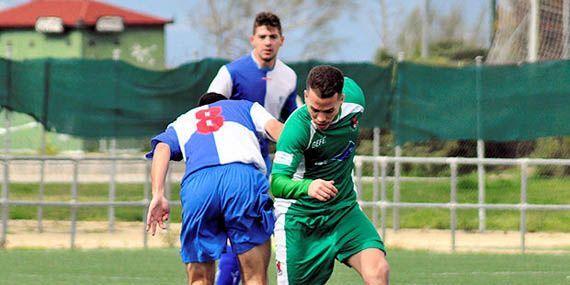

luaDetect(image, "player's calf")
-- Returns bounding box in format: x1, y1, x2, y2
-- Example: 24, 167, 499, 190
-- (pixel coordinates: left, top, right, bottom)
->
187, 261, 216, 285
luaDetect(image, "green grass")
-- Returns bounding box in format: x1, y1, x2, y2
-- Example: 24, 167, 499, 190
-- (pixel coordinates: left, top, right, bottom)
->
0, 248, 569, 284
6, 172, 570, 232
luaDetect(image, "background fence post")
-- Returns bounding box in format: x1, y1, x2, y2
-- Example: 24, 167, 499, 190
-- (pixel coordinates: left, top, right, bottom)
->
520, 159, 528, 253
393, 52, 404, 231
450, 159, 458, 252
108, 49, 121, 233
70, 159, 79, 249
380, 158, 388, 240
1, 159, 8, 248
143, 160, 150, 248
373, 127, 380, 227
476, 55, 486, 232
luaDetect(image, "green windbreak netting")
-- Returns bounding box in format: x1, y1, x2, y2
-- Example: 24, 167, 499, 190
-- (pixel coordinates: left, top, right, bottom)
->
481, 60, 570, 141
0, 58, 569, 142
2, 58, 227, 137
289, 61, 393, 128
394, 61, 570, 144
394, 62, 478, 144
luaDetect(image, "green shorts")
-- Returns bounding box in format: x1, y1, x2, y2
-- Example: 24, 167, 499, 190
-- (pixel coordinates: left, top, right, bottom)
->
274, 201, 385, 284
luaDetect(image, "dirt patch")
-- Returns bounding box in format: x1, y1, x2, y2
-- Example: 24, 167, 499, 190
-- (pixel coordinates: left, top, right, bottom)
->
2, 220, 570, 254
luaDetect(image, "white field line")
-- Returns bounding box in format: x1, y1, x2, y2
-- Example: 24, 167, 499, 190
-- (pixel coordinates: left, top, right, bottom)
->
433, 271, 569, 276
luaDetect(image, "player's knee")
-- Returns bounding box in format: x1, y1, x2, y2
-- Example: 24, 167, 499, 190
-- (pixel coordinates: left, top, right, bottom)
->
361, 260, 390, 285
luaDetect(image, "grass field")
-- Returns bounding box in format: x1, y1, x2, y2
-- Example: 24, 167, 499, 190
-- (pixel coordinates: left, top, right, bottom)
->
0, 248, 569, 284
6, 173, 570, 232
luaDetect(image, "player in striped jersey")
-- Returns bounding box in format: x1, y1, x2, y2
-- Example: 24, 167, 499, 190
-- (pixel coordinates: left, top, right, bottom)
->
146, 92, 283, 285
207, 12, 298, 284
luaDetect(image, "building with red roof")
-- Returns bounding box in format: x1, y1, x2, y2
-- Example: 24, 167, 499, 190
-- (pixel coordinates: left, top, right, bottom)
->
0, 0, 172, 69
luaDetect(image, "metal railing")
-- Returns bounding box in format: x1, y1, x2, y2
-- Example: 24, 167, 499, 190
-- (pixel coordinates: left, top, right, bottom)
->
354, 155, 570, 253
1, 155, 569, 252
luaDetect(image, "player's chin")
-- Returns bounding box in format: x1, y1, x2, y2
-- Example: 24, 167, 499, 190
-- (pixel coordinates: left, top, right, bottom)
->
261, 54, 276, 62
316, 124, 329, 130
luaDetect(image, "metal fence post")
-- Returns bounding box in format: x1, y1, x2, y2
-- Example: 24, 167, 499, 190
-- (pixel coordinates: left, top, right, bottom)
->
70, 160, 79, 249
38, 149, 46, 233
1, 159, 9, 248
108, 139, 117, 233
37, 59, 51, 233
393, 147, 401, 231
143, 160, 150, 248
520, 159, 528, 253
476, 55, 486, 232
450, 159, 458, 252
393, 52, 404, 231
108, 49, 121, 233
355, 158, 363, 201
372, 127, 381, 227
380, 158, 388, 240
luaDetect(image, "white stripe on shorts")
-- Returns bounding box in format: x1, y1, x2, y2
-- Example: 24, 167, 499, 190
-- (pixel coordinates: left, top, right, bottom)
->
274, 198, 293, 285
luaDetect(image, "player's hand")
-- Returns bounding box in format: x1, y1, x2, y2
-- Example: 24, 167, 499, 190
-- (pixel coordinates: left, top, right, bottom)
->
146, 195, 170, 236
308, 179, 338, 201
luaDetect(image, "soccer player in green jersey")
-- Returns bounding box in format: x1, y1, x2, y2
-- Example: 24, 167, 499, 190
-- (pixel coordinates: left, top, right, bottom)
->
271, 65, 389, 284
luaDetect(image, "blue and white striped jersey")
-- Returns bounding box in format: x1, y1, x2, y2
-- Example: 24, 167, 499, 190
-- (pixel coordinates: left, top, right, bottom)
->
208, 52, 298, 122
146, 100, 275, 184
208, 53, 298, 170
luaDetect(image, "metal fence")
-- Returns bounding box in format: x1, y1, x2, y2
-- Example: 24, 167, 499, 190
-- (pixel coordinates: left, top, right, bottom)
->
1, 153, 568, 252
354, 155, 570, 253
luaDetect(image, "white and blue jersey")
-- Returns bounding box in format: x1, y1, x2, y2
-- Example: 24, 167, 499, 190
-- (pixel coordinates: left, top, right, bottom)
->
146, 99, 277, 264
146, 99, 275, 184
208, 53, 298, 169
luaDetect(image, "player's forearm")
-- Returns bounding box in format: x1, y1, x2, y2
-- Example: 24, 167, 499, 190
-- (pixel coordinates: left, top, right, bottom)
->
271, 173, 312, 199
150, 143, 170, 198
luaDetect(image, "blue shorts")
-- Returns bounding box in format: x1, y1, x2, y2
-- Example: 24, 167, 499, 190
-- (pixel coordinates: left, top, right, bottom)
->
179, 163, 274, 263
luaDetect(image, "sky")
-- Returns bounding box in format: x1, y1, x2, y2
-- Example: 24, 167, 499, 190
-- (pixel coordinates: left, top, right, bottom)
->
0, 0, 490, 68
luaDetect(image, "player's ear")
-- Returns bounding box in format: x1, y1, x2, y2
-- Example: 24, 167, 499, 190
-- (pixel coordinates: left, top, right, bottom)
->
249, 35, 255, 46
339, 93, 345, 103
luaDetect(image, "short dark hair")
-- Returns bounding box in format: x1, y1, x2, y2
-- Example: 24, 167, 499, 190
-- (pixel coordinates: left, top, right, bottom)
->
306, 65, 344, 99
198, 92, 226, 106
253, 12, 282, 35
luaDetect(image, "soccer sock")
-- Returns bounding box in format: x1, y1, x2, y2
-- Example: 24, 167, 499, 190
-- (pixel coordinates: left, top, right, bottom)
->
216, 247, 241, 285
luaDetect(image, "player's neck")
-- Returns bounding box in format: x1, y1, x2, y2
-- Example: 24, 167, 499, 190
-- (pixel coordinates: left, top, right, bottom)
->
251, 52, 276, 69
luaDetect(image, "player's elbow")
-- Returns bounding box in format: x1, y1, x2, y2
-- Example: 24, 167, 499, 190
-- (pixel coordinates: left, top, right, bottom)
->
361, 259, 390, 285
265, 119, 283, 142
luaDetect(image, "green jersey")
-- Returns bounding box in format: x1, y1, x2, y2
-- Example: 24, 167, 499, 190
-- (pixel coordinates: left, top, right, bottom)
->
271, 77, 365, 215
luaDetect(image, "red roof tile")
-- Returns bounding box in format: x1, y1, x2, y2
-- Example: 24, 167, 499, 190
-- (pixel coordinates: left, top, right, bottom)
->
0, 0, 172, 28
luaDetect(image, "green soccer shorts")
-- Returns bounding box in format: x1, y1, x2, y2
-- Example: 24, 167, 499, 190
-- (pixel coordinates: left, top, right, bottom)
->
274, 201, 386, 284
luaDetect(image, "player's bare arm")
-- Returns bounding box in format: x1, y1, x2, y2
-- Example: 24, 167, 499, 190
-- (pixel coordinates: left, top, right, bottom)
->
264, 119, 283, 142
146, 142, 171, 236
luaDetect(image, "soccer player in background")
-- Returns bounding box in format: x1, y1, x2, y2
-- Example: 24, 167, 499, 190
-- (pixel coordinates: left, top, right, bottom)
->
207, 11, 298, 285
271, 66, 390, 284
146, 92, 283, 285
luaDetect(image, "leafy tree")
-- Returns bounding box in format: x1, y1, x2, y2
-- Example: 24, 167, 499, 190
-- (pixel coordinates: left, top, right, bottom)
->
189, 0, 354, 60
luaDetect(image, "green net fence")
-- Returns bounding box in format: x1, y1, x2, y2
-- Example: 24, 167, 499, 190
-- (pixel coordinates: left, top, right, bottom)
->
0, 58, 568, 143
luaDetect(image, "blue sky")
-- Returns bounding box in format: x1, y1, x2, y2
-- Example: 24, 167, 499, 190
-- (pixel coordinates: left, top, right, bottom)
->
0, 0, 490, 67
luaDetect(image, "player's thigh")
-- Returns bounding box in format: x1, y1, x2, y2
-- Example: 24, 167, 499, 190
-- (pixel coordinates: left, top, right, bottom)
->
179, 168, 227, 263
237, 240, 271, 279
274, 212, 336, 285
335, 205, 386, 264
222, 163, 274, 254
